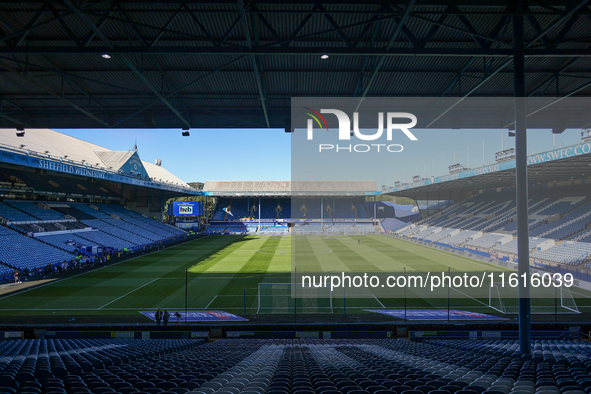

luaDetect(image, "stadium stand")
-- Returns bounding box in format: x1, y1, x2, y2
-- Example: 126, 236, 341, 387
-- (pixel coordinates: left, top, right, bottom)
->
293, 223, 324, 234
105, 205, 186, 237
0, 202, 37, 222
440, 230, 477, 246
0, 338, 203, 389
531, 241, 591, 265
568, 227, 591, 243
530, 203, 591, 240
399, 226, 421, 237
381, 218, 410, 233
1, 337, 590, 394
424, 227, 457, 242
354, 223, 380, 234
277, 198, 291, 220
464, 233, 508, 249
4, 201, 65, 221
74, 229, 136, 250
73, 204, 112, 219
204, 180, 376, 194
493, 237, 549, 254
0, 226, 74, 271
80, 219, 149, 246
203, 225, 227, 235
39, 232, 101, 253
258, 225, 288, 234
412, 227, 434, 240
403, 185, 591, 265
50, 205, 97, 221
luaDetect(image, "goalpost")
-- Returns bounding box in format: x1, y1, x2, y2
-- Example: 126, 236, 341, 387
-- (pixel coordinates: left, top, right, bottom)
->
488, 281, 580, 314
257, 283, 333, 314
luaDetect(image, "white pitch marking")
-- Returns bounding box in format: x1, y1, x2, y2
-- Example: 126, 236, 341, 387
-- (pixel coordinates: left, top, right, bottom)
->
205, 295, 218, 309
98, 278, 160, 309
372, 294, 386, 308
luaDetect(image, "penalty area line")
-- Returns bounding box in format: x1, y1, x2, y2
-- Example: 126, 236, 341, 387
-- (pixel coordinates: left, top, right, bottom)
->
205, 295, 218, 309
98, 278, 160, 310
372, 294, 386, 308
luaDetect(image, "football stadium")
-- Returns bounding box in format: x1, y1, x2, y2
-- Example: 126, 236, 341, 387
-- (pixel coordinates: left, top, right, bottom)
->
1, 2, 591, 394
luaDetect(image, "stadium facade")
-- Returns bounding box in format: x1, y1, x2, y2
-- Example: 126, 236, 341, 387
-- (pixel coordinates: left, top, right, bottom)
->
0, 129, 199, 282
202, 180, 380, 235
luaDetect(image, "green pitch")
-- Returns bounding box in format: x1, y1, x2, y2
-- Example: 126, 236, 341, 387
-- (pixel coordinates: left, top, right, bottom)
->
0, 235, 588, 324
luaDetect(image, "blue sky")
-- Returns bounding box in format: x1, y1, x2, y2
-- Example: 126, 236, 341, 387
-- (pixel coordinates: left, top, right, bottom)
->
57, 128, 583, 186
56, 128, 291, 183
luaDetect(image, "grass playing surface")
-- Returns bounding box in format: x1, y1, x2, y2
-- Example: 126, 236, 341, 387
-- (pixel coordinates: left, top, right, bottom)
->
0, 234, 588, 324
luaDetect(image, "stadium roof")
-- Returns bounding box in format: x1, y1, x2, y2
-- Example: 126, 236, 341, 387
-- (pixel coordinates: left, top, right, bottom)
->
0, 1, 590, 129
388, 140, 591, 200
203, 180, 377, 196
0, 128, 194, 191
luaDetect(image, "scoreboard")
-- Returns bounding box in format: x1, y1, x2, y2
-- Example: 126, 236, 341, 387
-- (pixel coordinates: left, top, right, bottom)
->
169, 201, 203, 216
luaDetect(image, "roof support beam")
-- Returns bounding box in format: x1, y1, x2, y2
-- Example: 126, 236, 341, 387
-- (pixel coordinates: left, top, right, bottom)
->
150, 5, 183, 47
62, 0, 191, 128
11, 2, 49, 47
49, 3, 82, 46
390, 3, 516, 49
2, 62, 109, 126
449, 4, 488, 49
526, 0, 589, 47
0, 5, 109, 123
282, 4, 318, 47
354, 0, 415, 109
3, 45, 591, 56
525, 6, 551, 47
419, 12, 448, 47
318, 4, 354, 47
238, 0, 270, 128
184, 4, 219, 47
428, 0, 589, 125
81, 1, 119, 46
118, 8, 177, 97
0, 10, 72, 44
111, 55, 247, 127
353, 14, 383, 96
81, 10, 245, 48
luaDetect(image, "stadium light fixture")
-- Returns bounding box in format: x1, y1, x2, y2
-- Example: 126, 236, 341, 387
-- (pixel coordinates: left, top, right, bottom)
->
101, 53, 111, 59
16, 127, 25, 137
321, 54, 329, 59
182, 127, 190, 137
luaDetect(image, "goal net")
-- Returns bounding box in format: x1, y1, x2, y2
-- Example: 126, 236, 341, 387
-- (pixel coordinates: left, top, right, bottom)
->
488, 281, 580, 314
257, 283, 333, 314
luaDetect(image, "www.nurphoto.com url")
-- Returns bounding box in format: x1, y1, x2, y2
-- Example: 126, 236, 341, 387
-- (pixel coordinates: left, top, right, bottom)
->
301, 272, 574, 292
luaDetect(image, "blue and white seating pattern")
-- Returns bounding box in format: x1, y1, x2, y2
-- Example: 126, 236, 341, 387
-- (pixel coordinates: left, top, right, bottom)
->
424, 228, 457, 243
493, 238, 549, 255
465, 234, 506, 249
381, 218, 411, 233
412, 228, 434, 240
81, 220, 149, 247
75, 230, 135, 250
530, 204, 591, 240
5, 201, 65, 221
1, 337, 591, 394
38, 233, 100, 253
531, 241, 591, 265
0, 202, 37, 222
0, 226, 73, 270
